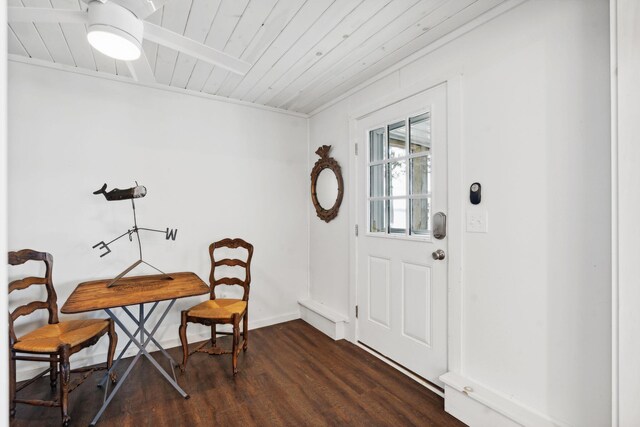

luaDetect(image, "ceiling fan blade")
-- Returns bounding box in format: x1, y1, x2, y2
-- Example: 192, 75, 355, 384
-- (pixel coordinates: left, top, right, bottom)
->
126, 51, 155, 83
80, 0, 171, 19
143, 23, 251, 76
8, 7, 87, 24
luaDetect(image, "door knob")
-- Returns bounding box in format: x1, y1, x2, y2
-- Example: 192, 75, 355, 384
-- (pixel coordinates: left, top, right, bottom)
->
432, 249, 445, 260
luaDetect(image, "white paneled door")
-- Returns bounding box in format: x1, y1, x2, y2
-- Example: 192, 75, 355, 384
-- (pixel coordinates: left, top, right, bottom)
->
356, 84, 447, 388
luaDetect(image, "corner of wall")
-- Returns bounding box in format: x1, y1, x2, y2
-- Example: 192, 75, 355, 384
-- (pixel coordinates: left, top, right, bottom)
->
305, 110, 312, 302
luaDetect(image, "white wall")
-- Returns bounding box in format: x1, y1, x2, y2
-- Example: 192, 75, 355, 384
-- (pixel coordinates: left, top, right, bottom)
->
308, 1, 610, 426
7, 62, 308, 378
613, 1, 640, 426
308, 100, 351, 315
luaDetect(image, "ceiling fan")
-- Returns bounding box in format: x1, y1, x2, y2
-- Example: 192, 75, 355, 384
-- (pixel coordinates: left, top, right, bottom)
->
8, 0, 251, 80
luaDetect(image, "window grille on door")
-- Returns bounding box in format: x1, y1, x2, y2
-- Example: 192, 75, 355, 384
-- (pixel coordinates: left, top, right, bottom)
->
368, 112, 431, 237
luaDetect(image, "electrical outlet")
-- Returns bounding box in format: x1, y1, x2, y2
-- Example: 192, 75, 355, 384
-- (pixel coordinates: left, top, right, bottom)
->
466, 210, 488, 233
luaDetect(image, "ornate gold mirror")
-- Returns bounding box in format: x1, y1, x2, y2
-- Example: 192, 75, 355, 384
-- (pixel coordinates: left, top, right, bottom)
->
311, 145, 344, 223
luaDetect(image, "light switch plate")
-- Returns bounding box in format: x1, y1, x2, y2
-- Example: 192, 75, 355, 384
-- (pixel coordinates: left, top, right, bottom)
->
466, 210, 488, 233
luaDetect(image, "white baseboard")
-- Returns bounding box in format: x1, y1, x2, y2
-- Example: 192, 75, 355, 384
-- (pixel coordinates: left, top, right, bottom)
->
444, 385, 521, 427
298, 299, 348, 340
440, 372, 568, 427
15, 311, 300, 382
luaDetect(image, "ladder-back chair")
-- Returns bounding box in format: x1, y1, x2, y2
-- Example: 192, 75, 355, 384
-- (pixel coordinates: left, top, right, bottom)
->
179, 238, 254, 375
8, 249, 117, 426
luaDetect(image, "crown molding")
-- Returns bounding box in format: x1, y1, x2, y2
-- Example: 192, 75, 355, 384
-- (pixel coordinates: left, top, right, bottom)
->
8, 54, 309, 119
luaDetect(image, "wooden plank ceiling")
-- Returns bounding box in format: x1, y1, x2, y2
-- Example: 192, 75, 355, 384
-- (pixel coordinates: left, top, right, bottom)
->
8, 0, 507, 114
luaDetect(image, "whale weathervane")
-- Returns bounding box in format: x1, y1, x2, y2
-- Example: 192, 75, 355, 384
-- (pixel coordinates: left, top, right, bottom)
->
92, 182, 177, 287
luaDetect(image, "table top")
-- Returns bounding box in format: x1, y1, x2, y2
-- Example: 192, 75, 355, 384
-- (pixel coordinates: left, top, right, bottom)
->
61, 272, 209, 314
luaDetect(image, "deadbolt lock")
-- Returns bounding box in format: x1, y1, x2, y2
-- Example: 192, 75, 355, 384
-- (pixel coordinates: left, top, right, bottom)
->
433, 212, 447, 240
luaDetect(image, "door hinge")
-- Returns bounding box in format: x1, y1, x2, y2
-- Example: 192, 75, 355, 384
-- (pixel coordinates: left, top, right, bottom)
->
355, 143, 358, 156
355, 224, 359, 236
355, 305, 359, 318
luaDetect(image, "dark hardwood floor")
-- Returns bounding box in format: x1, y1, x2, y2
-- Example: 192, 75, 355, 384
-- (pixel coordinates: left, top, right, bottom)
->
11, 320, 465, 426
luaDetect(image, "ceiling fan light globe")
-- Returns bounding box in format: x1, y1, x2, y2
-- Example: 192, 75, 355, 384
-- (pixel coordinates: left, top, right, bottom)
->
86, 1, 143, 61
88, 27, 141, 61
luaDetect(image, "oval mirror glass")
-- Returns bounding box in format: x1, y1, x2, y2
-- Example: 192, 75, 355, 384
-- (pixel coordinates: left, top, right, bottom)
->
316, 168, 339, 209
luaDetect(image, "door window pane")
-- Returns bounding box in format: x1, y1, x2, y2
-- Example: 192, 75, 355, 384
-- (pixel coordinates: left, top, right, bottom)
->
388, 121, 406, 158
388, 161, 406, 197
388, 199, 406, 234
370, 164, 384, 197
367, 111, 431, 238
411, 198, 430, 235
370, 200, 386, 233
370, 128, 385, 162
410, 113, 430, 154
410, 156, 430, 195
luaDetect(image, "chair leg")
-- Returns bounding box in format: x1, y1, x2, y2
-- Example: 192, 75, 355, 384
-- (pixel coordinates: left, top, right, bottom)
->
211, 324, 217, 347
179, 311, 189, 372
107, 319, 118, 382
9, 350, 16, 418
49, 359, 58, 389
232, 314, 240, 376
243, 310, 248, 352
59, 345, 71, 426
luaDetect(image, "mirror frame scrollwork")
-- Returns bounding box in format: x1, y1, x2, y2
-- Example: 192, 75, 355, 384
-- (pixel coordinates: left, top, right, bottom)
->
310, 145, 344, 223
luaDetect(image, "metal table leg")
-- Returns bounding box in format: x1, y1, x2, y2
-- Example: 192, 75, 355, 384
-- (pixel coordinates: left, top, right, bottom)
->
90, 351, 142, 426
90, 299, 187, 426
121, 305, 179, 366
97, 302, 160, 388
109, 300, 184, 393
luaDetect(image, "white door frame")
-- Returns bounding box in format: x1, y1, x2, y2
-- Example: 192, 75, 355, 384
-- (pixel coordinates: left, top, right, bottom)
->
610, 1, 640, 425
347, 74, 465, 380
1, 3, 9, 424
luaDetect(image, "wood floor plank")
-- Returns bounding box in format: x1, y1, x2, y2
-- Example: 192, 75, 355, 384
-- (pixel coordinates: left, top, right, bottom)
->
10, 320, 465, 426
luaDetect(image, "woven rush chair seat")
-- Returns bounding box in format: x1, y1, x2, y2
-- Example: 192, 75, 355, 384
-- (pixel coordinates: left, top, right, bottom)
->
186, 299, 247, 320
13, 319, 110, 353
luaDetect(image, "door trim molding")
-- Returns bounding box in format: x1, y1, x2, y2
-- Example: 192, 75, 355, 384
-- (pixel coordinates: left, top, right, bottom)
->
347, 73, 465, 378
609, 1, 619, 425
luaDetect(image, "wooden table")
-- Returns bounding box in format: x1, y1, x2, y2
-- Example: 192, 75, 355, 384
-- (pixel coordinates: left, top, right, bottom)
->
62, 272, 209, 426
